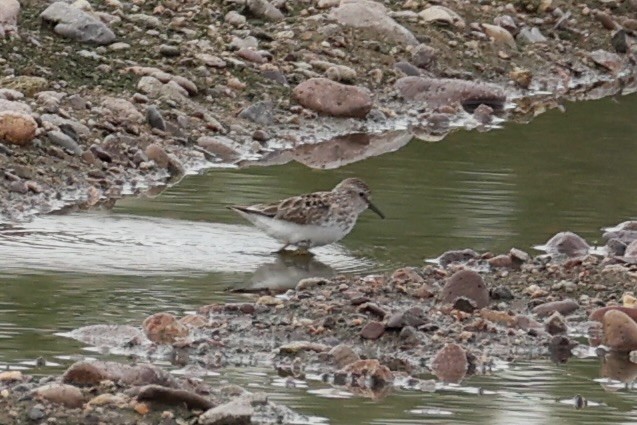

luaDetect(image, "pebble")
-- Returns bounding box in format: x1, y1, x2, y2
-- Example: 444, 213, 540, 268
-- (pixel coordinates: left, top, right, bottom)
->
331, 0, 418, 46
40, 2, 116, 45
441, 269, 490, 308
142, 312, 189, 344
0, 111, 37, 146
292, 78, 373, 118
47, 130, 82, 155
532, 299, 579, 317
430, 343, 468, 384
360, 321, 385, 339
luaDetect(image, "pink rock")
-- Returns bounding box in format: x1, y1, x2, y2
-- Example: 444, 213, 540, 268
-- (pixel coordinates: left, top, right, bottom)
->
602, 310, 637, 352
292, 78, 373, 118
395, 77, 506, 111
0, 111, 37, 146
431, 343, 468, 384
590, 306, 637, 323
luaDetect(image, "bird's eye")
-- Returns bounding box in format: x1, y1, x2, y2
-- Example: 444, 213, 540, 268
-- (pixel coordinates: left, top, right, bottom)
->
358, 191, 365, 197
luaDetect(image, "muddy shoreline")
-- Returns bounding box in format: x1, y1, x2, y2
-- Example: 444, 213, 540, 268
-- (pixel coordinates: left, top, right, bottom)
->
1, 0, 637, 222
2, 225, 637, 423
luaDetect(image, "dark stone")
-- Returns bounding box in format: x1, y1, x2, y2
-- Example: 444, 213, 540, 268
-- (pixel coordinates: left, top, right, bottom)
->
48, 130, 81, 155
146, 105, 167, 131
611, 29, 628, 54
606, 238, 626, 256
490, 286, 514, 300
441, 269, 490, 308
411, 44, 437, 69
452, 297, 477, 313
545, 312, 567, 335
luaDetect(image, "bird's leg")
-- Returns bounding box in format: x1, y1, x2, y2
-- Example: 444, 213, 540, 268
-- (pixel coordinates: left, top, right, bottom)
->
274, 243, 291, 254
294, 240, 314, 256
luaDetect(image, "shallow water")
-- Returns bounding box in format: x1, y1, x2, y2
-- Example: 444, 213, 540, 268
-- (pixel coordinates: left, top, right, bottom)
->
1, 95, 637, 423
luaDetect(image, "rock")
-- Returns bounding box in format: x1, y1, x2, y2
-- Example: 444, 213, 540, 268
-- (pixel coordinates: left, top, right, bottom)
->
0, 371, 23, 382
146, 105, 166, 131
386, 307, 426, 329
607, 238, 627, 256
430, 343, 468, 384
437, 249, 479, 266
545, 311, 567, 335
612, 29, 629, 54
225, 11, 246, 27
473, 103, 494, 124
331, 0, 418, 46
87, 393, 128, 407
40, 114, 90, 137
543, 231, 589, 257
589, 49, 624, 74
325, 65, 357, 83
590, 306, 637, 323
0, 0, 19, 38
603, 310, 637, 352
238, 101, 274, 125
482, 23, 516, 48
532, 299, 579, 317
452, 297, 478, 313
420, 5, 465, 28
510, 247, 530, 263
339, 359, 394, 385
28, 405, 46, 421
293, 78, 372, 118
63, 361, 177, 387
328, 344, 360, 368
142, 312, 189, 344
510, 67, 533, 89
101, 97, 144, 126
0, 111, 37, 146
279, 341, 329, 354
625, 240, 637, 258
137, 385, 214, 410
197, 136, 241, 162
517, 26, 547, 43
0, 99, 32, 114
200, 396, 253, 425
441, 269, 490, 308
488, 254, 512, 268
395, 77, 506, 111
33, 384, 84, 408
40, 2, 116, 45
0, 76, 48, 96
490, 286, 514, 301
47, 130, 82, 155
411, 44, 437, 70
360, 321, 385, 339
246, 0, 284, 21
394, 61, 421, 76
548, 335, 576, 363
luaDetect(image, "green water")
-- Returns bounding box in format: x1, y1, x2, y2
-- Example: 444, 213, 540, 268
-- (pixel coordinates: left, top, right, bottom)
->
1, 95, 637, 423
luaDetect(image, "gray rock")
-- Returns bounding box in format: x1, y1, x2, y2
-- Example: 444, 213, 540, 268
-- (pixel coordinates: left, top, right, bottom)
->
394, 61, 421, 76
516, 26, 547, 44
543, 231, 589, 257
200, 397, 254, 425
411, 44, 437, 69
238, 101, 274, 125
0, 0, 20, 38
146, 105, 166, 131
40, 2, 116, 45
246, 0, 284, 21
28, 405, 46, 421
48, 130, 82, 155
40, 114, 90, 137
331, 0, 418, 46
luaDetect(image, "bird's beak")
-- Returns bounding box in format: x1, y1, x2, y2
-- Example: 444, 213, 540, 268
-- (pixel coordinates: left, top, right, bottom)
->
366, 200, 385, 219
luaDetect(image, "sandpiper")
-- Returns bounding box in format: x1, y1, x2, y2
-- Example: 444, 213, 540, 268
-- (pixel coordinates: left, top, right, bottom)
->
228, 177, 385, 252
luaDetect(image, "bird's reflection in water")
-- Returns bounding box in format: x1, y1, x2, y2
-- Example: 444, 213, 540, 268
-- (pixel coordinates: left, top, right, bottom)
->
235, 253, 336, 294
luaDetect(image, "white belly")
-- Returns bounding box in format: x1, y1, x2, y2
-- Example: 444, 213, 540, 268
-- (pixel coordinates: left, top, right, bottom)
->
236, 210, 353, 247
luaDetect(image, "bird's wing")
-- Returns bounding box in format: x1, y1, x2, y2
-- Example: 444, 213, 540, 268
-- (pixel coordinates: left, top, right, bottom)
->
274, 192, 332, 225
